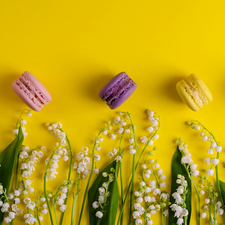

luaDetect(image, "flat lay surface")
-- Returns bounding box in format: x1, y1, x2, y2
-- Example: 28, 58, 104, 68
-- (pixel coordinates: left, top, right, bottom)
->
0, 1, 225, 224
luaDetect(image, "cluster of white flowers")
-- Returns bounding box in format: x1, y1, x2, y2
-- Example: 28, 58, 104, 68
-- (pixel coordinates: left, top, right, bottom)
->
132, 155, 169, 225
140, 110, 160, 147
204, 138, 221, 176
55, 186, 68, 212
44, 122, 71, 181
107, 113, 129, 142
132, 180, 169, 225
188, 121, 222, 176
0, 184, 23, 223
73, 147, 91, 179
24, 214, 37, 224
176, 139, 199, 177
24, 197, 35, 211
39, 197, 48, 215
92, 170, 114, 219
170, 175, 188, 225
45, 142, 70, 181
107, 148, 118, 158
20, 146, 45, 193
198, 175, 224, 222
13, 110, 32, 137
105, 113, 132, 159
201, 198, 224, 219
46, 122, 68, 146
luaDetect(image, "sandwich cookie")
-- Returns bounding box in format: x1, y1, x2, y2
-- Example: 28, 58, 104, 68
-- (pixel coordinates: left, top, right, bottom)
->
99, 72, 137, 109
176, 74, 212, 111
12, 71, 52, 111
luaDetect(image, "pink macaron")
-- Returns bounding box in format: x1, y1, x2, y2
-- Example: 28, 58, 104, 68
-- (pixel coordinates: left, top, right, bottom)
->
12, 71, 52, 111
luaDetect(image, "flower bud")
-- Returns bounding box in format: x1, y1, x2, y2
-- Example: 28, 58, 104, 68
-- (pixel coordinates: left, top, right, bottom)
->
48, 194, 53, 198
62, 180, 68, 185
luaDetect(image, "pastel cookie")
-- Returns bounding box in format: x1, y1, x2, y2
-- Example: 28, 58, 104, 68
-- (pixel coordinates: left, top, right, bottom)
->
176, 74, 212, 111
12, 71, 52, 111
99, 72, 137, 109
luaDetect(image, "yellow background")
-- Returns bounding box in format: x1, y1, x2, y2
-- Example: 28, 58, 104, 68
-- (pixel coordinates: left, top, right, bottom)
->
0, 1, 225, 224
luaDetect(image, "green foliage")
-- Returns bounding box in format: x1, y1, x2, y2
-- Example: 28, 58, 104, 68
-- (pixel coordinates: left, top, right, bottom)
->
0, 126, 24, 224
88, 161, 119, 225
169, 147, 192, 225
219, 180, 225, 220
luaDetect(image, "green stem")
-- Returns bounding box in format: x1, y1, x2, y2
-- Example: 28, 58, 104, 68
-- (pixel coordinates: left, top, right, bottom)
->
208, 180, 212, 225
36, 197, 42, 225
44, 177, 54, 225
190, 121, 224, 215
120, 162, 124, 225
152, 168, 160, 189
71, 177, 80, 225
216, 163, 225, 221
59, 134, 73, 225
183, 164, 200, 225
117, 181, 132, 225
184, 216, 187, 225
190, 176, 200, 225
21, 178, 30, 215
213, 201, 217, 225
53, 199, 59, 225
127, 112, 137, 225
96, 175, 112, 225
117, 133, 124, 225
77, 130, 104, 225
162, 214, 166, 225
129, 153, 136, 225
116, 123, 160, 225
15, 109, 27, 129
44, 148, 57, 225
14, 154, 20, 190
10, 154, 20, 225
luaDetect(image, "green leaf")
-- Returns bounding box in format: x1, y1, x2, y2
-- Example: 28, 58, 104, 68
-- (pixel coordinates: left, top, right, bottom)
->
88, 161, 119, 225
0, 126, 24, 224
219, 180, 225, 218
169, 147, 192, 225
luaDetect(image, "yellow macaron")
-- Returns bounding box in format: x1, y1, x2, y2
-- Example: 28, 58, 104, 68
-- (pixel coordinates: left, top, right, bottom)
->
176, 74, 212, 111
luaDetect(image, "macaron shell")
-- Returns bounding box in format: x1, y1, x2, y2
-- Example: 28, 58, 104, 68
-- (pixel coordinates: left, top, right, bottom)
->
176, 81, 201, 111
109, 82, 137, 109
22, 71, 52, 104
99, 72, 128, 99
187, 74, 213, 103
12, 79, 43, 111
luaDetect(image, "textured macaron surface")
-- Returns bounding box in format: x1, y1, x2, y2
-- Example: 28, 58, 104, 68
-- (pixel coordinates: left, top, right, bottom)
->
176, 74, 212, 111
21, 71, 52, 104
12, 71, 52, 111
99, 72, 129, 100
99, 72, 137, 109
12, 79, 43, 111
186, 74, 212, 103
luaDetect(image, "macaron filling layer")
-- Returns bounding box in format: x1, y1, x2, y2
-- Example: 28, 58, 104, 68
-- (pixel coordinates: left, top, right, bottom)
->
14, 79, 43, 109
184, 78, 203, 107
20, 74, 50, 105
101, 74, 131, 101
19, 78, 43, 104
100, 73, 136, 107
106, 79, 135, 106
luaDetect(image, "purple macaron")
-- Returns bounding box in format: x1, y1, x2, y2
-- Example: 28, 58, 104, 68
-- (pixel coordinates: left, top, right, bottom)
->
99, 72, 137, 109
